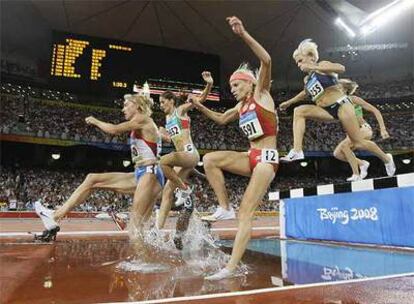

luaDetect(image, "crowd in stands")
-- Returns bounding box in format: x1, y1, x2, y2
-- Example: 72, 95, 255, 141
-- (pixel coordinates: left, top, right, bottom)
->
1, 94, 129, 144
147, 78, 220, 95
0, 167, 131, 213
1, 79, 413, 213
1, 89, 413, 151
357, 80, 413, 100
0, 166, 349, 213
222, 79, 414, 104
1, 82, 78, 102
277, 113, 414, 152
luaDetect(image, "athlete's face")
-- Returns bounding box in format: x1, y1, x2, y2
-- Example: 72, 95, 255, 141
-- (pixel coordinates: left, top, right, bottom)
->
159, 97, 174, 114
230, 79, 252, 101
122, 100, 138, 120
295, 54, 315, 68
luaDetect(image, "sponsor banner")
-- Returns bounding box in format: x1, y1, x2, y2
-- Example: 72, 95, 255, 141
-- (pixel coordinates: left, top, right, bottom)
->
285, 187, 414, 247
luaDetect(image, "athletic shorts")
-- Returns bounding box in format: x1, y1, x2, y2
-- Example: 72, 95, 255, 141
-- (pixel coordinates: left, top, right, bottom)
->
322, 96, 352, 119
248, 148, 279, 173
134, 164, 165, 188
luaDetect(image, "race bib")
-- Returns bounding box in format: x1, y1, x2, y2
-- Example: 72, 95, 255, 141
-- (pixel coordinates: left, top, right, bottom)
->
166, 124, 181, 137
184, 143, 194, 153
239, 111, 264, 140
306, 76, 324, 101
261, 149, 279, 164
131, 145, 143, 163
145, 165, 156, 174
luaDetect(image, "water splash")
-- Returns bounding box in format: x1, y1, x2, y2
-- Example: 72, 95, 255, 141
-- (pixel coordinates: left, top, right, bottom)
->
116, 260, 171, 273
127, 214, 183, 268
179, 213, 230, 275
121, 211, 249, 277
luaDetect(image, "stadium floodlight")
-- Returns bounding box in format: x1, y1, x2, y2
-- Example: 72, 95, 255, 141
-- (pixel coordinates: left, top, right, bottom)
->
51, 153, 60, 160
360, 0, 414, 36
123, 160, 131, 167
300, 161, 308, 167
402, 158, 411, 164
335, 17, 356, 38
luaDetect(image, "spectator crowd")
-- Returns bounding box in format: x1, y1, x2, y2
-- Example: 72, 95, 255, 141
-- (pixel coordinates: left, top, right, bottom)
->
1, 84, 413, 151
1, 79, 413, 213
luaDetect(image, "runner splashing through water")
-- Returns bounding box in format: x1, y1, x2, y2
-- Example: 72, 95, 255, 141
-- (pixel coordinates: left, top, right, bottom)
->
156, 72, 213, 230
35, 89, 164, 241
191, 16, 278, 280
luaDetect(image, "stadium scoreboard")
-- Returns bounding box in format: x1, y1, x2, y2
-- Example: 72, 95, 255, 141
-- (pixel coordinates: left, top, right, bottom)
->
49, 31, 220, 95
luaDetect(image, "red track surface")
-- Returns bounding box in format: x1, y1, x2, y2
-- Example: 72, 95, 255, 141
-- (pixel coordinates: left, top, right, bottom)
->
1, 216, 413, 304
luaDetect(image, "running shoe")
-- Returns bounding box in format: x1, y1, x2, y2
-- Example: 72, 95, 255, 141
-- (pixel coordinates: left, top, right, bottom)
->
34, 200, 58, 230
205, 268, 235, 280
384, 153, 396, 176
201, 206, 235, 222
359, 160, 370, 179
175, 185, 193, 207
280, 149, 304, 162
346, 174, 362, 182
34, 226, 60, 242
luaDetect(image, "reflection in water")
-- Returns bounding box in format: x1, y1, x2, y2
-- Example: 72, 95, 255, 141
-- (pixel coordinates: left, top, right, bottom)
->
3, 234, 413, 303
279, 240, 414, 285
235, 238, 414, 285
111, 268, 178, 301
110, 259, 251, 301
4, 230, 284, 302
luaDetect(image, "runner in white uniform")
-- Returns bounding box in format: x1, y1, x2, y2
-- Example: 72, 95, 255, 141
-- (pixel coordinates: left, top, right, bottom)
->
34, 91, 164, 241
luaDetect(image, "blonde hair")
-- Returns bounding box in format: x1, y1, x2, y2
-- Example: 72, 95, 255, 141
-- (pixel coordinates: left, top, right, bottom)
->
293, 39, 319, 62
124, 94, 154, 116
338, 79, 359, 95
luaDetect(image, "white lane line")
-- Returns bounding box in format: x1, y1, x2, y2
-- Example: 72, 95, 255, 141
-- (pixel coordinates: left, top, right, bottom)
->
101, 272, 414, 304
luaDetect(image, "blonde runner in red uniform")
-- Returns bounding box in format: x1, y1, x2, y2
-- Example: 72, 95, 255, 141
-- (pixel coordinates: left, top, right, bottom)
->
191, 16, 278, 280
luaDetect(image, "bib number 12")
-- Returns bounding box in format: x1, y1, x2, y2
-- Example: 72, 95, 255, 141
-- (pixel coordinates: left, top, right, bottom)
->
261, 149, 279, 163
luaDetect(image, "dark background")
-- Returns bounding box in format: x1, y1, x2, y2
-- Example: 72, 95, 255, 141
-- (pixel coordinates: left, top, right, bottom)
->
49, 31, 221, 98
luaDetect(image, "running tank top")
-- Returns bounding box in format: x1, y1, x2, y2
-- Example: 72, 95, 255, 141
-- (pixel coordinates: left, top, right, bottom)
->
238, 97, 277, 141
165, 108, 190, 139
305, 72, 338, 101
130, 130, 161, 164
354, 104, 363, 118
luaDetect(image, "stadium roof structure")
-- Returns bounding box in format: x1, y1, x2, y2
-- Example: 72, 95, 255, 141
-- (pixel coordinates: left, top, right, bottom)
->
1, 0, 413, 87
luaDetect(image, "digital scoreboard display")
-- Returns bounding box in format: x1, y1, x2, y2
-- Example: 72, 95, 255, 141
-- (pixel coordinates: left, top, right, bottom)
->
49, 31, 220, 97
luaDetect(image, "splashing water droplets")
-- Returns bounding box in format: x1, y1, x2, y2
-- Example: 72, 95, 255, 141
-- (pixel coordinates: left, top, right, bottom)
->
117, 211, 248, 277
